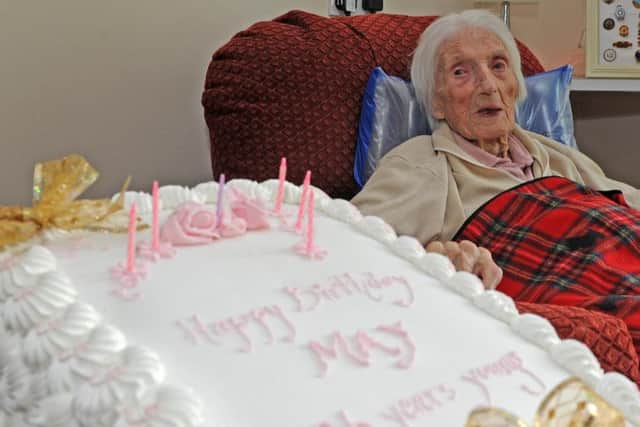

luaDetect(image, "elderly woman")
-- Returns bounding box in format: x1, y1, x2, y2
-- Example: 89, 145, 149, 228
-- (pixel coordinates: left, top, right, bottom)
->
352, 10, 640, 292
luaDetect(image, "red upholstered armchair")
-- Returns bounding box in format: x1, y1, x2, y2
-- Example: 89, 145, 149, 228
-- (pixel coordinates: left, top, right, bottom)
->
202, 10, 640, 386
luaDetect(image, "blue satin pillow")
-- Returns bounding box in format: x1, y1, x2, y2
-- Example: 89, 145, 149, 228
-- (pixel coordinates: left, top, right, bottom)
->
515, 65, 576, 149
354, 65, 576, 187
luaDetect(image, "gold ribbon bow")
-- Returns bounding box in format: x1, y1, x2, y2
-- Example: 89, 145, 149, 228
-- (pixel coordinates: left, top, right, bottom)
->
466, 377, 625, 427
0, 154, 129, 251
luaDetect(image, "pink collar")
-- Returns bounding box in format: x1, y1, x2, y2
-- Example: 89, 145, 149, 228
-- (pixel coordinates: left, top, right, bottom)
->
452, 131, 534, 180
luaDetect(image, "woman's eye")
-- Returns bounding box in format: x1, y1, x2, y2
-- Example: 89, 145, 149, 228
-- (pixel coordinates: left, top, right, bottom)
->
453, 68, 466, 76
493, 61, 507, 71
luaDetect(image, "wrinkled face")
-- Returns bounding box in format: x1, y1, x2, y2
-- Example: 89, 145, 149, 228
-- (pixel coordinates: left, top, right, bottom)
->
432, 28, 518, 142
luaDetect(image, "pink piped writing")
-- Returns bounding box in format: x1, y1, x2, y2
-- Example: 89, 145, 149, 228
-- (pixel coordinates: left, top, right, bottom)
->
227, 315, 253, 353
283, 272, 414, 312
175, 320, 197, 345
315, 353, 546, 426
380, 384, 456, 427
376, 322, 416, 369
252, 308, 275, 344
252, 305, 296, 343
310, 333, 369, 376
308, 321, 414, 377
315, 410, 374, 427
176, 304, 296, 353
339, 410, 374, 427
191, 314, 219, 345
460, 351, 546, 405
110, 286, 140, 301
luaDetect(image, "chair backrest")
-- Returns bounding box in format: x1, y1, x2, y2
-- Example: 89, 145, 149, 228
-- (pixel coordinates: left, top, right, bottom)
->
202, 10, 544, 199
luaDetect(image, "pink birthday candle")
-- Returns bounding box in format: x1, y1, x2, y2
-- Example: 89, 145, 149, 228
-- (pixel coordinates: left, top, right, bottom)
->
306, 190, 315, 252
216, 174, 225, 226
295, 170, 311, 231
274, 157, 287, 213
126, 203, 137, 272
151, 181, 160, 251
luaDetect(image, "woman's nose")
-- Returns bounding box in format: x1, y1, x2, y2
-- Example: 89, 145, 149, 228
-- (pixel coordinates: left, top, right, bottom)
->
477, 67, 498, 93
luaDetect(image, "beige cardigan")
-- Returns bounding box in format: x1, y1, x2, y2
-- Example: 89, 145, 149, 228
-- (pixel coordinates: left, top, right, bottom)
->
351, 123, 640, 245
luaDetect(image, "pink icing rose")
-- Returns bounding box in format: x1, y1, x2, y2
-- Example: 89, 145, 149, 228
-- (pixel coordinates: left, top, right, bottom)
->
160, 201, 221, 245
218, 215, 247, 238
229, 188, 270, 230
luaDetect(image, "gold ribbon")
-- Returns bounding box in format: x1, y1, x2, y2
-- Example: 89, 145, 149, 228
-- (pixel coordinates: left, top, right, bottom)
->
0, 154, 129, 251
466, 377, 625, 427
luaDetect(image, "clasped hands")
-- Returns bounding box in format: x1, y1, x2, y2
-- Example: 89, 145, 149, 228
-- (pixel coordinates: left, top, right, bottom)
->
425, 240, 503, 290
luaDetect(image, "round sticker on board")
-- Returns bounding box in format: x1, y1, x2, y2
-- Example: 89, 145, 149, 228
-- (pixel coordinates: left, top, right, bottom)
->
603, 17, 615, 30
603, 48, 617, 62
620, 25, 630, 37
633, 0, 640, 9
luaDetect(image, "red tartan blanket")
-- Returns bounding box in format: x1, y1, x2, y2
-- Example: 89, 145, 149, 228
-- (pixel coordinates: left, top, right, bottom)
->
455, 176, 640, 380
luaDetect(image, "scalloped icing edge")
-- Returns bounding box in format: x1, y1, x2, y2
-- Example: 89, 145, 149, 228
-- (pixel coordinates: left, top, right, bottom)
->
2, 179, 639, 426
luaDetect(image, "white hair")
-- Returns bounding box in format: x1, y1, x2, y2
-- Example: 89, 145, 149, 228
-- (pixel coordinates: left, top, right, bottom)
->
410, 9, 527, 130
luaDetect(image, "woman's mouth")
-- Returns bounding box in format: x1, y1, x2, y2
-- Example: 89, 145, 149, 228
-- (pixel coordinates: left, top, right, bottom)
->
477, 108, 503, 116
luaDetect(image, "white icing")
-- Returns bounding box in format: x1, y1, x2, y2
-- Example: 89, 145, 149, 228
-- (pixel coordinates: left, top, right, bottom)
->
472, 290, 519, 324
73, 346, 165, 422
274, 180, 300, 205
15, 246, 58, 277
259, 180, 331, 212
23, 393, 78, 427
595, 372, 640, 425
389, 236, 425, 264
510, 313, 561, 351
21, 302, 101, 370
43, 361, 77, 396
354, 216, 397, 244
0, 320, 19, 362
2, 272, 77, 335
414, 252, 456, 283
445, 271, 484, 299
39, 229, 72, 243
192, 181, 219, 204
550, 339, 604, 388
0, 246, 57, 301
305, 186, 331, 210
44, 324, 127, 394
119, 191, 153, 215
226, 179, 262, 201
114, 386, 204, 427
2, 178, 639, 426
323, 199, 363, 224
0, 356, 33, 413
156, 186, 202, 210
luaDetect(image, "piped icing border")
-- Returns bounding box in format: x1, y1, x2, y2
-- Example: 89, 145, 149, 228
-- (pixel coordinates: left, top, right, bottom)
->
0, 179, 638, 426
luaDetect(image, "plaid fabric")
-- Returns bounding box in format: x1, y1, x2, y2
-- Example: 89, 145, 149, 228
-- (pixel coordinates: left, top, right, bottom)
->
455, 176, 640, 359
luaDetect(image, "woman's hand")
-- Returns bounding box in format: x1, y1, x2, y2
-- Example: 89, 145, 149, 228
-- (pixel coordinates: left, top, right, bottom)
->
425, 240, 503, 290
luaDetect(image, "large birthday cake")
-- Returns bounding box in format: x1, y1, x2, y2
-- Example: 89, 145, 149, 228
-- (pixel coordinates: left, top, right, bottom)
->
1, 177, 640, 426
